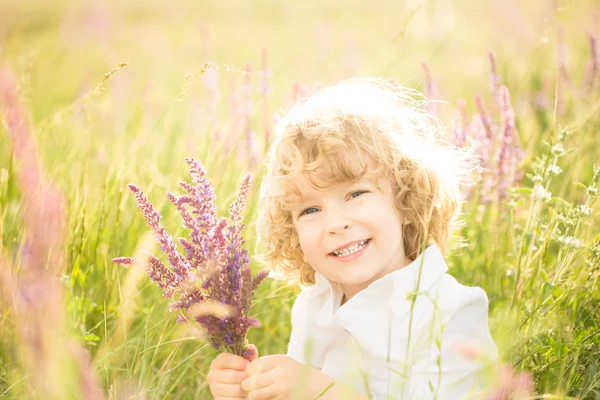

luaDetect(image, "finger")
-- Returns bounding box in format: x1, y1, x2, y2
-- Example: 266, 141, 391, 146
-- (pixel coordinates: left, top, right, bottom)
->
213, 369, 248, 384
210, 382, 247, 398
213, 397, 247, 400
245, 357, 276, 376
213, 352, 250, 371
213, 396, 247, 400
247, 384, 279, 400
244, 344, 259, 361
241, 368, 278, 392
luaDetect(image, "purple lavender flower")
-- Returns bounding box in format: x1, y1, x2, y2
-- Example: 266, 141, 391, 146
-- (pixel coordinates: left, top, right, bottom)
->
439, 57, 525, 205
260, 48, 273, 150
488, 52, 502, 104
454, 98, 468, 148
113, 158, 268, 359
292, 82, 308, 103
259, 48, 272, 97
242, 343, 258, 361
557, 27, 571, 87
584, 30, 598, 92
467, 114, 493, 202
421, 62, 439, 117
475, 96, 494, 141
496, 85, 523, 200
1, 67, 105, 399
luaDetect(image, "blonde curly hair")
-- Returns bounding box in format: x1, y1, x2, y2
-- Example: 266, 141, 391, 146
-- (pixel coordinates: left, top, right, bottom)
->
254, 78, 475, 286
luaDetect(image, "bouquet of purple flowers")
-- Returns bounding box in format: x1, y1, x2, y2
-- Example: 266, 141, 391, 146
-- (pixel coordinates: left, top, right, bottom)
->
113, 158, 268, 360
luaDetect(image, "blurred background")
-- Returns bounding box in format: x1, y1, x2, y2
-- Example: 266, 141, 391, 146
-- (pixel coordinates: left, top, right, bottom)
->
1, 0, 599, 399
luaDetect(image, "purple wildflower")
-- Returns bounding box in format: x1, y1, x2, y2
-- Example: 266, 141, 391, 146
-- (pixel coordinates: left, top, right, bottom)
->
496, 85, 522, 200
488, 52, 502, 104
292, 82, 308, 103
259, 48, 272, 97
557, 27, 571, 87
485, 365, 534, 400
434, 54, 524, 204
127, 184, 190, 280
261, 48, 273, 149
448, 97, 468, 148
421, 62, 439, 117
1, 68, 105, 398
112, 159, 268, 359
242, 343, 258, 361
475, 95, 495, 141
584, 29, 598, 92
468, 115, 493, 203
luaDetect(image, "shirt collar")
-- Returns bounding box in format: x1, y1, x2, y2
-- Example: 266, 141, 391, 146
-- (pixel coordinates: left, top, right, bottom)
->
306, 243, 448, 301
390, 243, 448, 296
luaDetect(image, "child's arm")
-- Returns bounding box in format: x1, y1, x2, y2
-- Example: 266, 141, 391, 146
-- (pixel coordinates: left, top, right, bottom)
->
241, 354, 368, 400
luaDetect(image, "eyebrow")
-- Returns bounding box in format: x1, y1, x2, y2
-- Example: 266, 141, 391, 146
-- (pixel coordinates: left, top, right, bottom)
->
288, 194, 312, 206
290, 177, 377, 205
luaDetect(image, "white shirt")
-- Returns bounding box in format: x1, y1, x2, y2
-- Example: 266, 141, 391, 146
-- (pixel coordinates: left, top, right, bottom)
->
287, 244, 498, 400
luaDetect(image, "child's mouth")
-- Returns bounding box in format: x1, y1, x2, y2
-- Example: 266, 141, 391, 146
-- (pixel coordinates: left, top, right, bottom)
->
329, 238, 371, 261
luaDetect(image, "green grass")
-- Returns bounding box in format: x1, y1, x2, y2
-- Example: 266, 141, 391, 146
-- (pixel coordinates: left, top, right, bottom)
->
1, 0, 600, 398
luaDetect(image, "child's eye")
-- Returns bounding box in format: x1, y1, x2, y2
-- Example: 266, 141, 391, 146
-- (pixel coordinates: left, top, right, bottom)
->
300, 207, 319, 216
349, 191, 367, 199
298, 191, 366, 217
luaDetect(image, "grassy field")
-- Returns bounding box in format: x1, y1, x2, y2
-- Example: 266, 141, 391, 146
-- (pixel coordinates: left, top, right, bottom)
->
1, 0, 599, 398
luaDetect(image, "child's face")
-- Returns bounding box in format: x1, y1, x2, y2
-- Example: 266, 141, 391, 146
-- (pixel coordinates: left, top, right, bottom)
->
289, 157, 411, 298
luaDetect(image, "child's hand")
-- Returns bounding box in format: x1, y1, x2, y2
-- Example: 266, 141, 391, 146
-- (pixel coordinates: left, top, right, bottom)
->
242, 355, 308, 400
207, 352, 255, 400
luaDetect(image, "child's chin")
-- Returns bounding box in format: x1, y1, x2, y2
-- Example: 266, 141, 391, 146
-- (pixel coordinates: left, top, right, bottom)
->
336, 272, 379, 288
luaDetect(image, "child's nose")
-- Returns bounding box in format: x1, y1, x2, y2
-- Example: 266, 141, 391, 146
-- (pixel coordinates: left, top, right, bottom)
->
326, 213, 353, 234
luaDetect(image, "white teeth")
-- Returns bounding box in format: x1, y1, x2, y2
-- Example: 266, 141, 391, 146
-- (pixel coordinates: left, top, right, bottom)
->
333, 240, 368, 257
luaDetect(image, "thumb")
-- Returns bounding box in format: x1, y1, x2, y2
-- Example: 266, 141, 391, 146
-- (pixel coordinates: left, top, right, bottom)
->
242, 344, 258, 361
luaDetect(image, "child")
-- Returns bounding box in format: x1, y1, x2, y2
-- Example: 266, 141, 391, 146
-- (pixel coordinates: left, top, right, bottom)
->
207, 78, 498, 399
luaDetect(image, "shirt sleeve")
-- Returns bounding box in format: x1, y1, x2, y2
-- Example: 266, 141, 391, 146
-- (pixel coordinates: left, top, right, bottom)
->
401, 288, 498, 400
